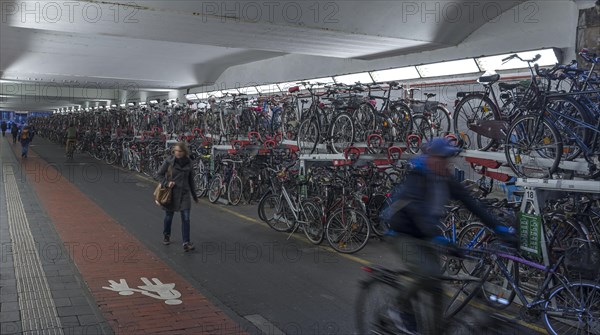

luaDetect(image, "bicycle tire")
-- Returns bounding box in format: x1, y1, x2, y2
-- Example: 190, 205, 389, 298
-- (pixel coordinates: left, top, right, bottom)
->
389, 102, 414, 143
297, 119, 319, 155
505, 114, 562, 179
352, 103, 376, 143
457, 223, 517, 310
329, 112, 355, 154
543, 280, 600, 335
300, 200, 324, 245
432, 105, 451, 137
366, 194, 391, 237
444, 255, 490, 318
227, 175, 243, 206
194, 172, 209, 198
546, 96, 593, 161
257, 191, 273, 222
453, 94, 501, 151
264, 194, 294, 232
326, 208, 370, 254
208, 175, 222, 203
355, 278, 408, 335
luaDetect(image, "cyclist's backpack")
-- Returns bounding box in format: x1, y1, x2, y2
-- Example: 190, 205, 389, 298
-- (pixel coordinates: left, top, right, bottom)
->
21, 129, 29, 140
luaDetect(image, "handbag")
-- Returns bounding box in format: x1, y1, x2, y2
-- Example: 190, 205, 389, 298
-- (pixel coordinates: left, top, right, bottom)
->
154, 163, 174, 206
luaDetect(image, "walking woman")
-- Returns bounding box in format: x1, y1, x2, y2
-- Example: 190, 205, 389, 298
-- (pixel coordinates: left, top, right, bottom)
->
157, 142, 199, 252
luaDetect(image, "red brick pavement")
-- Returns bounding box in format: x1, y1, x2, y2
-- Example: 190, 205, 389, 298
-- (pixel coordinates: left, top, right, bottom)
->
8, 144, 247, 335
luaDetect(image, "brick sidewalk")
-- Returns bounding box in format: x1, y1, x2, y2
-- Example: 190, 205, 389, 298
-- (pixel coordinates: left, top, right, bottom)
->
7, 142, 248, 334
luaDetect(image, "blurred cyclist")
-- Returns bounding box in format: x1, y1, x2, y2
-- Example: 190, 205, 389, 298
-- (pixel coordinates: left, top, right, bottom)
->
381, 137, 517, 334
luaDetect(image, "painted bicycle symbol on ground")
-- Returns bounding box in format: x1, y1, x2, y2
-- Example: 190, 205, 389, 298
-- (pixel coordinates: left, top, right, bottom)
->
102, 277, 182, 305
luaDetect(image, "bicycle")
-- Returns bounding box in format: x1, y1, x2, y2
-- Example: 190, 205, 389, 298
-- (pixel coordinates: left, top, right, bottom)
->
259, 162, 324, 244
207, 158, 244, 205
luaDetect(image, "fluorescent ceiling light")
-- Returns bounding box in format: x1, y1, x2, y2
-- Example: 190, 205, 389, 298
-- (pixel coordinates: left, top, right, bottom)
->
208, 91, 223, 98
139, 102, 147, 106
237, 86, 259, 95
149, 100, 158, 104
305, 77, 335, 87
195, 93, 209, 100
417, 59, 480, 78
120, 104, 126, 107
277, 81, 301, 91
221, 89, 240, 95
185, 94, 198, 100
111, 104, 117, 108
128, 102, 134, 106
476, 48, 559, 71
256, 84, 282, 94
370, 66, 421, 82
334, 72, 374, 85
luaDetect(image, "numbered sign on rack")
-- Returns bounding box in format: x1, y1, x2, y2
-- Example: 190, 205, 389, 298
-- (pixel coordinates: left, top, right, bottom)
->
519, 212, 542, 256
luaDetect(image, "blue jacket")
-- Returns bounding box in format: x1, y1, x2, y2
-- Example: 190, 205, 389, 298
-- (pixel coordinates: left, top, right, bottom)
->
382, 155, 500, 239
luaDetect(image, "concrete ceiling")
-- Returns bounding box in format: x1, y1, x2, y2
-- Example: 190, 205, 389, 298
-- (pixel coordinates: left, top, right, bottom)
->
0, 0, 525, 111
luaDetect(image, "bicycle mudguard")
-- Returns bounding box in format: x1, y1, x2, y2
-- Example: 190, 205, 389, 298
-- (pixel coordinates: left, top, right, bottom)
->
466, 119, 508, 141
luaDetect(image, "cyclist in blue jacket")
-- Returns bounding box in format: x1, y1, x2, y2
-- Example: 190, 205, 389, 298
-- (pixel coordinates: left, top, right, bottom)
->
381, 137, 517, 334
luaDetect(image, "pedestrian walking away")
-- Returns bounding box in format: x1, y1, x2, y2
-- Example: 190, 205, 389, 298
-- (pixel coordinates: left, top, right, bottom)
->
11, 123, 19, 144
0, 120, 6, 137
156, 142, 199, 252
19, 124, 32, 158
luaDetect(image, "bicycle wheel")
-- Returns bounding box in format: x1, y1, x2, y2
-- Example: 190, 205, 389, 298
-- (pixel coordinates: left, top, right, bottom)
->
326, 208, 370, 254
208, 175, 222, 203
543, 280, 600, 335
194, 172, 209, 198
453, 94, 500, 150
458, 222, 518, 309
431, 106, 451, 137
297, 119, 319, 155
366, 194, 391, 237
546, 96, 593, 161
300, 200, 324, 245
352, 103, 376, 143
356, 278, 408, 335
257, 191, 274, 222
265, 194, 295, 232
227, 175, 243, 206
505, 114, 562, 179
389, 102, 413, 143
329, 112, 355, 154
411, 114, 433, 148
444, 255, 490, 318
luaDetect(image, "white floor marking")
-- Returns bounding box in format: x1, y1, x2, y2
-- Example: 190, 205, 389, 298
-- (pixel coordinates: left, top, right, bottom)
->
102, 277, 182, 305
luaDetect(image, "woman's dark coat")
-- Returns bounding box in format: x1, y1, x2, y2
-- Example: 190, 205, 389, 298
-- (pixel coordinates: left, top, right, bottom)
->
157, 156, 198, 212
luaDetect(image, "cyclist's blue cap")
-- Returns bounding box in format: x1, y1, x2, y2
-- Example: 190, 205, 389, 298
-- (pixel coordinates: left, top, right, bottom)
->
424, 138, 461, 158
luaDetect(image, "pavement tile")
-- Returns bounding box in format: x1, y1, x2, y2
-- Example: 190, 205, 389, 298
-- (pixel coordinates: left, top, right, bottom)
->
0, 311, 20, 322
0, 301, 20, 312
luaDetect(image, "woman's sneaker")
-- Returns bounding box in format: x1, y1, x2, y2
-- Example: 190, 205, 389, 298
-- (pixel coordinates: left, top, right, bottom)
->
163, 234, 170, 245
183, 242, 195, 252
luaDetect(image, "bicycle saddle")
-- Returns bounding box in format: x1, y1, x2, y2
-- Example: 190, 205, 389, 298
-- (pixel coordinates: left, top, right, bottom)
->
498, 82, 519, 91
478, 73, 501, 83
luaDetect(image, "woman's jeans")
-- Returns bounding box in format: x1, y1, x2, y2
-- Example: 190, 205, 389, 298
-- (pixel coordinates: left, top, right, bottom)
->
163, 209, 191, 243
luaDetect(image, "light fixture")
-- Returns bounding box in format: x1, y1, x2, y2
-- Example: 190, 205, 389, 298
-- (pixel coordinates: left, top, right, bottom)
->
476, 48, 560, 72
305, 77, 335, 87
205, 91, 222, 98
139, 102, 147, 106
416, 59, 481, 78
128, 102, 135, 106
94, 106, 98, 110
333, 72, 374, 85
256, 84, 282, 94
195, 93, 209, 100
149, 100, 158, 104
111, 104, 117, 108
185, 94, 198, 101
237, 87, 259, 95
120, 103, 126, 108
276, 81, 301, 91
370, 66, 421, 82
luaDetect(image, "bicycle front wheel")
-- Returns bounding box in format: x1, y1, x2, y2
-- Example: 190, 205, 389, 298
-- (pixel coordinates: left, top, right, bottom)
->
329, 112, 355, 154
505, 114, 562, 179
355, 279, 406, 335
543, 280, 600, 335
297, 119, 319, 155
227, 175, 243, 206
208, 175, 222, 203
300, 200, 323, 245
326, 208, 370, 254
